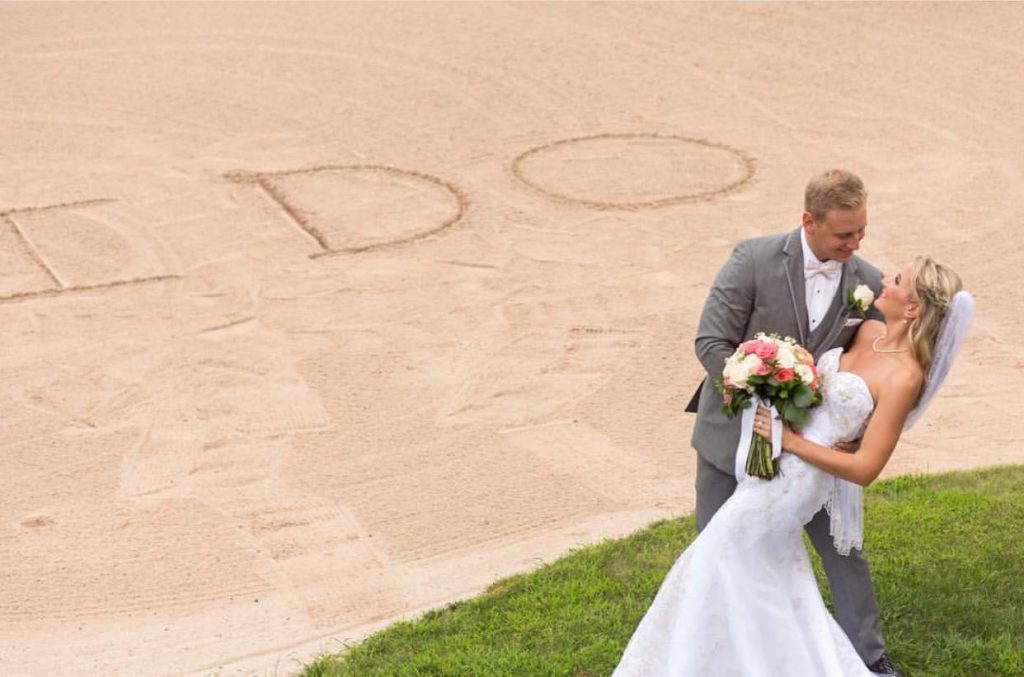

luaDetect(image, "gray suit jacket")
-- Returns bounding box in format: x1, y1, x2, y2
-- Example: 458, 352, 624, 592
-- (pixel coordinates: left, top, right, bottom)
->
690, 228, 883, 474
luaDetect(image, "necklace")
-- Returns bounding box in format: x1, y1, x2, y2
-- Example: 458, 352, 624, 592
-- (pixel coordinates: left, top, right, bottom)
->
872, 335, 909, 354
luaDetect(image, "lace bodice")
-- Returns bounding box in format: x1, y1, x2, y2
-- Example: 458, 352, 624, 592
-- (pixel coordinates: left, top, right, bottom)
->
800, 348, 875, 449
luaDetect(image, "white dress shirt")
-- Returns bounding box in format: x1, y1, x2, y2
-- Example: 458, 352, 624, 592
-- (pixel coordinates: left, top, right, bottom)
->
801, 229, 842, 332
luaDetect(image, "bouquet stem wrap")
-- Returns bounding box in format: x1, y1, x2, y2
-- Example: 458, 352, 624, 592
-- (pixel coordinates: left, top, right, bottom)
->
734, 395, 783, 482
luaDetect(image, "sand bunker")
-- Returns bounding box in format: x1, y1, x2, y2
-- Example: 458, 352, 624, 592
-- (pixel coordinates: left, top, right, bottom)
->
1, 3, 1022, 675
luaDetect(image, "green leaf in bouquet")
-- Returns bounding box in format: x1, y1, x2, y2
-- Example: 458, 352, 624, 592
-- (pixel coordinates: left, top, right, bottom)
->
787, 407, 811, 427
792, 384, 814, 408
767, 377, 779, 387
720, 391, 753, 418
722, 400, 736, 417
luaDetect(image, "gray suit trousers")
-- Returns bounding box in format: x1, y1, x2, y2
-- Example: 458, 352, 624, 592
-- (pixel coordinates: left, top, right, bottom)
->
694, 454, 886, 665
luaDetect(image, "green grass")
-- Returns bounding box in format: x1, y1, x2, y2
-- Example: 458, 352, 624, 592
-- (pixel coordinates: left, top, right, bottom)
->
302, 465, 1024, 676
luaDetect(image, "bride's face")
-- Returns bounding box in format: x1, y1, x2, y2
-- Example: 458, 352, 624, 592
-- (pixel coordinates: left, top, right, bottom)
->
877, 264, 918, 319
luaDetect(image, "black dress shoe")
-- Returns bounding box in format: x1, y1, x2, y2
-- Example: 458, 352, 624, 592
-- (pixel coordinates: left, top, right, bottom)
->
867, 653, 901, 676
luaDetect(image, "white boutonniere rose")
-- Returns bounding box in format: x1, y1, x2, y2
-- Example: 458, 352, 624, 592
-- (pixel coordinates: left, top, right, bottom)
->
845, 284, 874, 318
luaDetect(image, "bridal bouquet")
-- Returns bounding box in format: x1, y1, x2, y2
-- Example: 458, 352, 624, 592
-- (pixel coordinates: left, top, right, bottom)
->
715, 333, 823, 479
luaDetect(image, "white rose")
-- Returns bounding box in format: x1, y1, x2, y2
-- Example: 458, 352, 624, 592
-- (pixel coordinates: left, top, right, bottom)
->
723, 355, 741, 383
723, 358, 742, 386
853, 284, 874, 311
775, 344, 796, 369
725, 353, 761, 388
741, 353, 764, 379
795, 363, 815, 385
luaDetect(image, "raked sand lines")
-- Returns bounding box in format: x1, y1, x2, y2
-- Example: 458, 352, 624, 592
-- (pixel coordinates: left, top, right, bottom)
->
501, 420, 674, 501
102, 317, 394, 627
115, 408, 394, 628
445, 324, 647, 425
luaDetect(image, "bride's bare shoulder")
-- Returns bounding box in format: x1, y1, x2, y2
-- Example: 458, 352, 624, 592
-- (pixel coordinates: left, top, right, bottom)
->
882, 358, 926, 404
852, 319, 886, 349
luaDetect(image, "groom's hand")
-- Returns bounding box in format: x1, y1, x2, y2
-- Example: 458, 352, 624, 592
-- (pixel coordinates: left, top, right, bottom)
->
833, 439, 861, 454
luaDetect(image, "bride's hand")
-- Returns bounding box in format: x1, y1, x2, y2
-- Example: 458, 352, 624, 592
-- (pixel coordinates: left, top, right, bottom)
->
755, 408, 803, 454
753, 406, 773, 440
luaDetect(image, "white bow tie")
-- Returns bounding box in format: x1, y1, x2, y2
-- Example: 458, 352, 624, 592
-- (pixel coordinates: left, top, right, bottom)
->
804, 258, 842, 280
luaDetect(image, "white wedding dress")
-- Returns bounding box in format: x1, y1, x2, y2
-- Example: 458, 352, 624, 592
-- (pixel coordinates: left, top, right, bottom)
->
613, 348, 874, 676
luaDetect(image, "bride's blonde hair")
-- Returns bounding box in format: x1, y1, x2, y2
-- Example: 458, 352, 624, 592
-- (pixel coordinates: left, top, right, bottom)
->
908, 256, 963, 372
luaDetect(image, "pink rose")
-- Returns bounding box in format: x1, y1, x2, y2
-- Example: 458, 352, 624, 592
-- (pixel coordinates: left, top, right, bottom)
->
754, 342, 778, 361
774, 368, 795, 382
741, 341, 759, 355
756, 362, 772, 376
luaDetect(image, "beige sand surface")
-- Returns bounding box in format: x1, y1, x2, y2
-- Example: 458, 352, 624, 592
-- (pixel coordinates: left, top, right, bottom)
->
1, 3, 1022, 675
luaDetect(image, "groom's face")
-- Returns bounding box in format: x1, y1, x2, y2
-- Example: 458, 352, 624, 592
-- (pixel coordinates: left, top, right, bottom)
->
802, 206, 867, 263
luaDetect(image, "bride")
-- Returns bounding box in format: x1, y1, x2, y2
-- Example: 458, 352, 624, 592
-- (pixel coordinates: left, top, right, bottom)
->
613, 256, 972, 676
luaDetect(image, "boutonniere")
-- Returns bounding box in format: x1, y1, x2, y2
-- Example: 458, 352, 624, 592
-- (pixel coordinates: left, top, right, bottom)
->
845, 284, 874, 318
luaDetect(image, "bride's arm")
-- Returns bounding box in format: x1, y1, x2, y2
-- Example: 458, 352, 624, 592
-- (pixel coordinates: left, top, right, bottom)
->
771, 370, 922, 486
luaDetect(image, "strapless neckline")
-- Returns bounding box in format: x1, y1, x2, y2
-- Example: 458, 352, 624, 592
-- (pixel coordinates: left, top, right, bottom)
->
834, 369, 875, 409
821, 347, 875, 410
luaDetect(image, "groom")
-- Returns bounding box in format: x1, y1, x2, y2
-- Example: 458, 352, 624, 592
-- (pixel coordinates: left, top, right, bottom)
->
687, 169, 899, 675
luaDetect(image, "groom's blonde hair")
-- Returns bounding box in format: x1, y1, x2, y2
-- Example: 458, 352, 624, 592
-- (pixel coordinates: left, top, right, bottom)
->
804, 169, 867, 222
